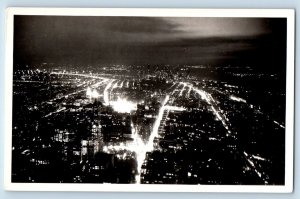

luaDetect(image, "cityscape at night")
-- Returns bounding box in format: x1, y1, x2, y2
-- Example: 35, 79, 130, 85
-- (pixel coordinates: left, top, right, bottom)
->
11, 15, 287, 185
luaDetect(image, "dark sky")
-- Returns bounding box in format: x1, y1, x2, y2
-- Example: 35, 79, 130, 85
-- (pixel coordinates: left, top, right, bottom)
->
13, 15, 287, 70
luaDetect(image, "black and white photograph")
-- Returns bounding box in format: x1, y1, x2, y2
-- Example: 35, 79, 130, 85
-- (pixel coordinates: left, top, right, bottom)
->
4, 8, 295, 192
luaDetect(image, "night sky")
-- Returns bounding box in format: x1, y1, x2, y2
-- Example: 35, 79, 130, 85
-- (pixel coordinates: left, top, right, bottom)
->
13, 16, 287, 71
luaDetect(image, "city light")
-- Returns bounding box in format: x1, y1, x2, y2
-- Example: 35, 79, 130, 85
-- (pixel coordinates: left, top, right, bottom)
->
103, 80, 115, 105
86, 87, 100, 99
111, 97, 137, 113
230, 95, 247, 103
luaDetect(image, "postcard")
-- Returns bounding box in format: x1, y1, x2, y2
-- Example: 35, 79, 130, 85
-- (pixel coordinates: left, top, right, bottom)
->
4, 8, 295, 192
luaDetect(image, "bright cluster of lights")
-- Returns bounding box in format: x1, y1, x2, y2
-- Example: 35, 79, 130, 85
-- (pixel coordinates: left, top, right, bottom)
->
86, 87, 100, 99
111, 97, 137, 113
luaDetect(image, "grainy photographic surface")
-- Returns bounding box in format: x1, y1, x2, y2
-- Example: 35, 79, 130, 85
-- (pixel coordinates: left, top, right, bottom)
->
7, 9, 294, 190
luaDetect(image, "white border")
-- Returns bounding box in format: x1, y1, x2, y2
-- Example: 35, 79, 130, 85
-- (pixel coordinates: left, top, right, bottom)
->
4, 7, 295, 193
